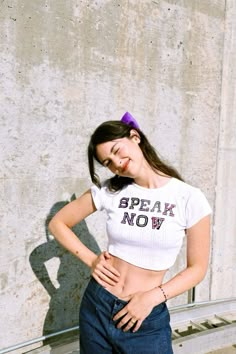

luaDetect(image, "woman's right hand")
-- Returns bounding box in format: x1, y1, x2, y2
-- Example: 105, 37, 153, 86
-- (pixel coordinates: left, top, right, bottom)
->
91, 251, 120, 287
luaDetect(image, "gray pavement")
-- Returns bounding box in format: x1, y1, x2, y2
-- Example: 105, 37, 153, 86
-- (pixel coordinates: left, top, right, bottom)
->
25, 341, 236, 354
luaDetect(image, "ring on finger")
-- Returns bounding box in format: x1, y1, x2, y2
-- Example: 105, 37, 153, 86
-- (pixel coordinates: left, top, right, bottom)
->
130, 319, 136, 324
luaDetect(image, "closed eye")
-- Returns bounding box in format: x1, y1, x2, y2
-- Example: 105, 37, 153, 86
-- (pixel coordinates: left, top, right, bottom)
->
101, 142, 120, 167
103, 160, 111, 167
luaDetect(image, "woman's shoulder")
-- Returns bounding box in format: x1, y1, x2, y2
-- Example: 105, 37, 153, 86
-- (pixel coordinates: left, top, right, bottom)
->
171, 178, 211, 209
171, 178, 201, 193
90, 179, 125, 200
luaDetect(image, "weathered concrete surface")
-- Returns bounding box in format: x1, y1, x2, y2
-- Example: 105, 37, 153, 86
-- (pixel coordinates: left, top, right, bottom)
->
0, 0, 233, 351
210, 0, 236, 300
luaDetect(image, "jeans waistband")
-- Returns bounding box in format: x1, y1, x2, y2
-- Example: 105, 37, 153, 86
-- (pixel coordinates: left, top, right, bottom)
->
87, 277, 128, 306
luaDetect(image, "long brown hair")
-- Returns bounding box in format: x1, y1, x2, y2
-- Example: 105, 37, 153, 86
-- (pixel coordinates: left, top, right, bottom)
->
88, 121, 183, 191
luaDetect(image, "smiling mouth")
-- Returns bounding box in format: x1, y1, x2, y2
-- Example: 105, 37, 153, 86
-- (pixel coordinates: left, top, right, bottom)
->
122, 160, 130, 172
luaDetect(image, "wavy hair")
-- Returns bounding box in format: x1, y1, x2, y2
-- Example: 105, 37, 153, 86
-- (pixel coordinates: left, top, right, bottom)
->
88, 121, 183, 191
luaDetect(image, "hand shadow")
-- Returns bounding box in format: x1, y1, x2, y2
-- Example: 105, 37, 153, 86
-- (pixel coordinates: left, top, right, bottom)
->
29, 194, 101, 345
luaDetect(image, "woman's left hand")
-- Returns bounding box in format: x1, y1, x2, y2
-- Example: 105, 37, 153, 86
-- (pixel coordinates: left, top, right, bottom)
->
113, 290, 157, 332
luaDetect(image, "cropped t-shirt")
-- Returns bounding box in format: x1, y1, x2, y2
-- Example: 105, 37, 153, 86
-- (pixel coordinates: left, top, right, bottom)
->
90, 178, 212, 271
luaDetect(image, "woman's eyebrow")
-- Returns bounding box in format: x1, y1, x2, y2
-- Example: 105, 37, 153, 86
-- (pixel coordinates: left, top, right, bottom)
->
101, 142, 118, 165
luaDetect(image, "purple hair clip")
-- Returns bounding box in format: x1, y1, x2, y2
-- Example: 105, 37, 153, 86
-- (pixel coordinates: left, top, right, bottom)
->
120, 112, 140, 129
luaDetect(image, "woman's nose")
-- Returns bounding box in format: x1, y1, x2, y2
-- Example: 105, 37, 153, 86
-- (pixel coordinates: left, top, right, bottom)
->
113, 159, 122, 173
113, 157, 122, 168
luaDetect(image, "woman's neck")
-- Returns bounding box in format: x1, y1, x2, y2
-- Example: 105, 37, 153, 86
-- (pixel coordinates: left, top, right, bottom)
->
134, 169, 171, 189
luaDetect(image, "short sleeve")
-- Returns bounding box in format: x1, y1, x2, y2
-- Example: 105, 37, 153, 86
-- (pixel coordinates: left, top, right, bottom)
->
185, 188, 212, 228
90, 184, 105, 211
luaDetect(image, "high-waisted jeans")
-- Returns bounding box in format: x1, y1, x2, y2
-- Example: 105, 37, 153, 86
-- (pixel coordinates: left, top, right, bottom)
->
79, 277, 173, 354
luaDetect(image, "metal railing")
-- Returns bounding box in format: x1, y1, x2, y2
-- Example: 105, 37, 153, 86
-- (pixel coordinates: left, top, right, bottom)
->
1, 297, 236, 354
0, 326, 79, 354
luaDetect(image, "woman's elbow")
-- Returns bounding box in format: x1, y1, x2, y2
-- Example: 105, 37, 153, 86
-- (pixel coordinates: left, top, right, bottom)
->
48, 216, 59, 235
192, 264, 209, 284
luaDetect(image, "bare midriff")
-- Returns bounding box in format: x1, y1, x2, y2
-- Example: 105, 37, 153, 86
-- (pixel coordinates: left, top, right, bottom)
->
104, 255, 168, 300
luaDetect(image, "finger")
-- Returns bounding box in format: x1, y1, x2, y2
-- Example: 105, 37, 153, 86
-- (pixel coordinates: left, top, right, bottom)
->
92, 273, 118, 288
93, 265, 118, 280
132, 319, 142, 332
116, 316, 130, 329
122, 318, 138, 332
113, 309, 128, 322
101, 266, 120, 280
104, 251, 111, 259
94, 262, 120, 280
93, 271, 119, 286
114, 312, 136, 329
95, 261, 120, 278
92, 274, 109, 288
103, 264, 120, 277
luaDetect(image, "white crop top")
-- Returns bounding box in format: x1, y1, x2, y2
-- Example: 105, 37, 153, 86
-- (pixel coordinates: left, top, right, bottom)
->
90, 178, 212, 271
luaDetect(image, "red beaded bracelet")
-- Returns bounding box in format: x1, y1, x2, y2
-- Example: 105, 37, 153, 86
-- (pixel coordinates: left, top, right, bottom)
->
158, 285, 168, 302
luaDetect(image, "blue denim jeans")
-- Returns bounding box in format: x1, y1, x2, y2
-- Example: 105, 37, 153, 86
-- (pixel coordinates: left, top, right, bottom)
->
79, 278, 173, 354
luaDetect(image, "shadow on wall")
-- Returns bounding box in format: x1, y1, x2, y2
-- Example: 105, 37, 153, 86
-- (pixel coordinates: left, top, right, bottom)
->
29, 195, 101, 343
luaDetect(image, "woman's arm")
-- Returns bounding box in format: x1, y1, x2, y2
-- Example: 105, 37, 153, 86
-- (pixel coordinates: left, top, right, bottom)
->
156, 214, 211, 301
113, 215, 211, 332
48, 189, 120, 284
48, 190, 98, 267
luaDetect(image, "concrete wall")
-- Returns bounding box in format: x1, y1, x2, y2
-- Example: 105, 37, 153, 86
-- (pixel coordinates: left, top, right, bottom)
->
210, 0, 236, 300
0, 0, 235, 351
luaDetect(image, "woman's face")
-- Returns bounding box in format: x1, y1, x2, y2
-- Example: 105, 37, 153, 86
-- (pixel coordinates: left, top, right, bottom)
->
96, 132, 144, 178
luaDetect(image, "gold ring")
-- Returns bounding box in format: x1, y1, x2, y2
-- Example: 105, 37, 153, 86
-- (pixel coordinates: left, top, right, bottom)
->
130, 319, 136, 324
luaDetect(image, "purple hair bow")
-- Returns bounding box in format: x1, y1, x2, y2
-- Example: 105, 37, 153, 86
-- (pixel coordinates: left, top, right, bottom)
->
121, 112, 140, 129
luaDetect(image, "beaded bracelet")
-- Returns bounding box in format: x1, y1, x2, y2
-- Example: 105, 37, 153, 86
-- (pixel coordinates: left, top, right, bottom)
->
158, 285, 168, 302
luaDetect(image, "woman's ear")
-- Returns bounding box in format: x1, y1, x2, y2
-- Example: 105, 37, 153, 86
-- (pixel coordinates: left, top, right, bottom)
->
129, 129, 141, 143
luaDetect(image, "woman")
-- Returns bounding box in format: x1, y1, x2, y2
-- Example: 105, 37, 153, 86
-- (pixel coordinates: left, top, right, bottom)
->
49, 113, 211, 354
